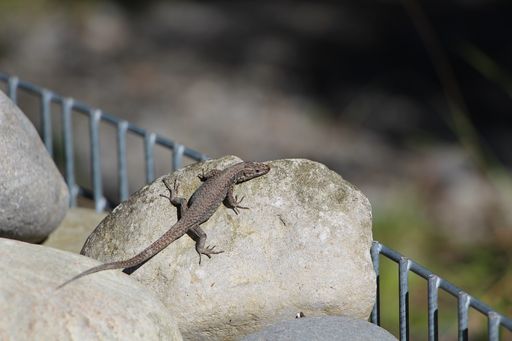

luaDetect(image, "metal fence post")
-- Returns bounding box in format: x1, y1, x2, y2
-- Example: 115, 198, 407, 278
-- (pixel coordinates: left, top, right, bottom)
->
458, 291, 470, 341
41, 90, 53, 157
173, 142, 185, 171
62, 97, 76, 207
399, 257, 411, 341
117, 120, 129, 203
428, 274, 439, 341
144, 132, 156, 184
7, 76, 18, 104
488, 311, 500, 341
371, 241, 381, 326
90, 109, 105, 211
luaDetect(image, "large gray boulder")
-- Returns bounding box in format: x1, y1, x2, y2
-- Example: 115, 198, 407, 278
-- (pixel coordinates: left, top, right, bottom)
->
240, 316, 398, 341
0, 238, 182, 341
0, 90, 69, 243
80, 155, 375, 341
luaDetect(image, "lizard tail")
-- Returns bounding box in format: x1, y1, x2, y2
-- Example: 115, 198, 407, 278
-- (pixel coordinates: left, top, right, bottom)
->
56, 220, 192, 290
56, 228, 185, 290
56, 261, 129, 290
56, 247, 160, 290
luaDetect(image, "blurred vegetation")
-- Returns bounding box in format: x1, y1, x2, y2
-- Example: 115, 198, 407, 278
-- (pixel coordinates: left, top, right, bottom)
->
373, 191, 512, 340
372, 14, 512, 339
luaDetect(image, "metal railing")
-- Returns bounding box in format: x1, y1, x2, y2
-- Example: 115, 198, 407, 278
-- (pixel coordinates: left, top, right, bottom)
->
0, 72, 209, 211
2, 72, 511, 340
371, 241, 512, 340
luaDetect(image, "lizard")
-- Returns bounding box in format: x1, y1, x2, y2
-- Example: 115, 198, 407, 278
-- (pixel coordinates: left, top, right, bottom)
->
56, 161, 270, 290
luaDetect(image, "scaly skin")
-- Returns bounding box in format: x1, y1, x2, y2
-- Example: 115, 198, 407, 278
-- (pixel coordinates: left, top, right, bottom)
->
57, 161, 270, 290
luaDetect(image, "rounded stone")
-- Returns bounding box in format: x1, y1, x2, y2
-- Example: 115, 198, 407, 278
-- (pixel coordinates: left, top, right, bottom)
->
81, 155, 375, 340
0, 238, 182, 340
240, 316, 398, 341
0, 90, 69, 243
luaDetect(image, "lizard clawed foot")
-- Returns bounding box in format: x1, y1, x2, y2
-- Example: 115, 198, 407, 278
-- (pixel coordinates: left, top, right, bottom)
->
197, 245, 224, 265
231, 195, 249, 215
160, 178, 179, 201
197, 169, 206, 181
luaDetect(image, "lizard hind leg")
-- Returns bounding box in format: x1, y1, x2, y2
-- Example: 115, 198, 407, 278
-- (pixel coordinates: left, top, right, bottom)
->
190, 224, 224, 264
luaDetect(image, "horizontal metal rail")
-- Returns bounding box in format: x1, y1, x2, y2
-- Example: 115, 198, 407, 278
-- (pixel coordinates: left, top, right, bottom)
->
0, 71, 209, 211
371, 241, 512, 341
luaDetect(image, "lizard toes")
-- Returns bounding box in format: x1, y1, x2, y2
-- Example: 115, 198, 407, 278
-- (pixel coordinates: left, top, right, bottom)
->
231, 205, 249, 215
160, 194, 171, 201
198, 246, 224, 256
197, 169, 206, 180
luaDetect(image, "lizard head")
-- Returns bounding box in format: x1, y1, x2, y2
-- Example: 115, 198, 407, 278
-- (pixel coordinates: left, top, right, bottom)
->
235, 161, 270, 183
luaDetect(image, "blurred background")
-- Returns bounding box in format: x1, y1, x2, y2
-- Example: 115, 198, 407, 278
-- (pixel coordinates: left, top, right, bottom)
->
1, 0, 511, 339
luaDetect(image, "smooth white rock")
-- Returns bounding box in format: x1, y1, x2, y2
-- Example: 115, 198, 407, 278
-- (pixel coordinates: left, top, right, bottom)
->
81, 155, 375, 341
0, 238, 182, 341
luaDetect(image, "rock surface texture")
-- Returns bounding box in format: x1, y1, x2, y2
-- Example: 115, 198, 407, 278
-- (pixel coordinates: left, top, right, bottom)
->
81, 155, 375, 341
43, 207, 108, 253
240, 316, 398, 341
0, 238, 182, 341
0, 90, 69, 243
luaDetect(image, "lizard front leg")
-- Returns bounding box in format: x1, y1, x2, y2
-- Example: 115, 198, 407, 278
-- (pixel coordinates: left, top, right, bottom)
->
160, 179, 188, 219
223, 184, 248, 215
189, 224, 224, 264
197, 168, 222, 181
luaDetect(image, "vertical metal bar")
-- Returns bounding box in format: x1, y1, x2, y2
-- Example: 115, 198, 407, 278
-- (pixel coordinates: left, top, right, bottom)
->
173, 143, 184, 171
7, 76, 19, 104
117, 120, 129, 203
41, 90, 53, 157
145, 132, 156, 184
458, 292, 469, 341
488, 311, 500, 341
399, 257, 410, 341
90, 109, 105, 211
62, 98, 76, 207
428, 274, 439, 341
370, 241, 381, 325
